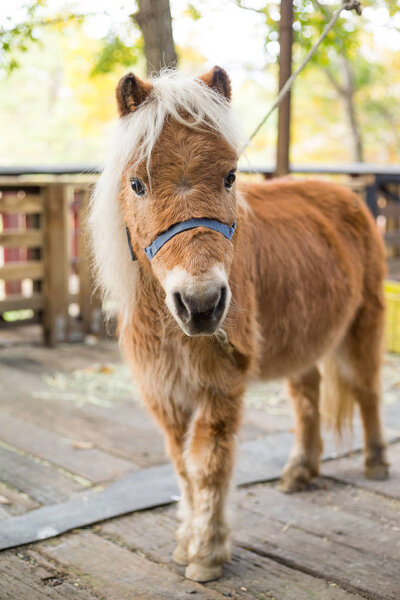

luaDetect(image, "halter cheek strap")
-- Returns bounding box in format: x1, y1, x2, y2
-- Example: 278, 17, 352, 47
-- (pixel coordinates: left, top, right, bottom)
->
126, 218, 237, 262
125, 226, 137, 261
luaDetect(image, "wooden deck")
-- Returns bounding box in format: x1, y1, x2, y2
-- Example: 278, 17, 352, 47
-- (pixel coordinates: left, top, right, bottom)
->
1, 332, 400, 599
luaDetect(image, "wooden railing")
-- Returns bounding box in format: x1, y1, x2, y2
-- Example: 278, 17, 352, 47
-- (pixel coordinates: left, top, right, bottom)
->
1, 163, 399, 346
0, 178, 101, 346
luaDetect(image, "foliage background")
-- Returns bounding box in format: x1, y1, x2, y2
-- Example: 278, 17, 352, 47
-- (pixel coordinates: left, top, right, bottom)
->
1, 0, 399, 167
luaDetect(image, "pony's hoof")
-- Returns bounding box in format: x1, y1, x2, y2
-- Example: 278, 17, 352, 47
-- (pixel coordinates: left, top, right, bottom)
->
173, 545, 189, 565
279, 463, 314, 493
185, 562, 222, 582
365, 461, 389, 480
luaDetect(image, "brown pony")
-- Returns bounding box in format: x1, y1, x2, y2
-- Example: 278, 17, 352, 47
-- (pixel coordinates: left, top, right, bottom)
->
89, 67, 388, 582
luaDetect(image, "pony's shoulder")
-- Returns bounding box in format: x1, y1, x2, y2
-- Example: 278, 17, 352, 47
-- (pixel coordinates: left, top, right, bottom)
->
238, 177, 365, 214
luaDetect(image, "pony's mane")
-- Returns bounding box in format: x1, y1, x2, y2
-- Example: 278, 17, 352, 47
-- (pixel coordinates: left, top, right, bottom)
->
89, 70, 244, 313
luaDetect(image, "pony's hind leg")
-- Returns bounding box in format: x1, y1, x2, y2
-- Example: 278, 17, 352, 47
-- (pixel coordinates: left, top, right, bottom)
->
280, 366, 322, 493
343, 300, 388, 480
183, 390, 243, 582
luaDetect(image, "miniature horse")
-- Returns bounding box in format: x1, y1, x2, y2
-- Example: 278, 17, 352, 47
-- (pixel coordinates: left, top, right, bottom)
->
89, 67, 388, 582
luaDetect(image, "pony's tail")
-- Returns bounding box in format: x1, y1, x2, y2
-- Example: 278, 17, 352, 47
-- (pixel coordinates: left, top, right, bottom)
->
319, 353, 354, 438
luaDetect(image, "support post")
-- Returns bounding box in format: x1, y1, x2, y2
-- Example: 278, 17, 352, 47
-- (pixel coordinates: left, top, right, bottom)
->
77, 187, 103, 337
43, 184, 69, 346
365, 180, 379, 219
275, 0, 293, 177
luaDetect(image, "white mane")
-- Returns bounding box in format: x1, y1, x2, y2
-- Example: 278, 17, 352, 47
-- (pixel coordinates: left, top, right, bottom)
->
88, 70, 244, 314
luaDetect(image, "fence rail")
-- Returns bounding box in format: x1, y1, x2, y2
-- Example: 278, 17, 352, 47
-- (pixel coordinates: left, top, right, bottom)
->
1, 164, 399, 346
0, 177, 101, 346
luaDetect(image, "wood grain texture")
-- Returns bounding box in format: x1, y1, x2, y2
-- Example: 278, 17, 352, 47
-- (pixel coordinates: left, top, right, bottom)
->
0, 261, 44, 281
0, 229, 43, 248
42, 184, 69, 346
0, 193, 43, 215
322, 442, 400, 499
0, 463, 176, 550
0, 345, 166, 468
3, 436, 400, 553
3, 397, 167, 468
0, 482, 39, 517
101, 504, 363, 600
0, 550, 98, 599
0, 411, 137, 483
0, 446, 85, 505
234, 483, 400, 600
39, 531, 225, 600
0, 293, 44, 313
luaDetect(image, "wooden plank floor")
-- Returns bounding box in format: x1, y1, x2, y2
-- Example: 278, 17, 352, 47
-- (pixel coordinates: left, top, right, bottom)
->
1, 333, 400, 599
2, 461, 400, 600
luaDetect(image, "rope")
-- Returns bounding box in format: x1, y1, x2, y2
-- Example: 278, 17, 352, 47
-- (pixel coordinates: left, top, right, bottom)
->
241, 0, 362, 154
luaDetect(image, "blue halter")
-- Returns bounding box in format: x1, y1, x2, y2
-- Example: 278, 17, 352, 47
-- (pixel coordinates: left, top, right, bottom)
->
126, 218, 237, 262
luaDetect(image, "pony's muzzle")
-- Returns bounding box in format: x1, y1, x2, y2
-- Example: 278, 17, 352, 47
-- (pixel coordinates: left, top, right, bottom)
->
162, 265, 231, 336
173, 284, 228, 336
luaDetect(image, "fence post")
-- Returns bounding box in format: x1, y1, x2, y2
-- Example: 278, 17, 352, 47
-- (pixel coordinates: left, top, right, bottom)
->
77, 186, 103, 337
43, 183, 69, 346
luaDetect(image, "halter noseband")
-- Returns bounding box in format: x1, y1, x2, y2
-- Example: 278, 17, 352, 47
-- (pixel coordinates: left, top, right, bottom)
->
126, 218, 237, 262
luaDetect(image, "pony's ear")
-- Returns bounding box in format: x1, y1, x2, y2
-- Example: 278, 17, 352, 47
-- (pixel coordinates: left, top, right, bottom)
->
199, 66, 231, 102
116, 72, 153, 117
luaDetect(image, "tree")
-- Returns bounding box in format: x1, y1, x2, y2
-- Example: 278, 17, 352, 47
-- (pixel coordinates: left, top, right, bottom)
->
237, 0, 400, 162
0, 1, 87, 72
0, 1, 177, 77
276, 0, 293, 175
309, 0, 364, 161
133, 0, 177, 75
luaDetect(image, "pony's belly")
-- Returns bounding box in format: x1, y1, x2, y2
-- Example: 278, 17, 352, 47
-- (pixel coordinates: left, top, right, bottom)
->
258, 344, 325, 380
257, 305, 355, 381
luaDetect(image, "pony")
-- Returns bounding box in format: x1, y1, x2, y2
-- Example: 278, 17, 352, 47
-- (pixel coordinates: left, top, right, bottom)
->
89, 67, 388, 582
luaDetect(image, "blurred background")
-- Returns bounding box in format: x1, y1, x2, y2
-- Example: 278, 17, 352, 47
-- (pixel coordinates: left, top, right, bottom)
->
0, 0, 400, 346
1, 0, 400, 166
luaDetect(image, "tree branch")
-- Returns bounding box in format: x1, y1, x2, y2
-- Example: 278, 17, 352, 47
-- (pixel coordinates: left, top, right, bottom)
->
235, 1, 265, 15
0, 11, 106, 38
323, 66, 346, 96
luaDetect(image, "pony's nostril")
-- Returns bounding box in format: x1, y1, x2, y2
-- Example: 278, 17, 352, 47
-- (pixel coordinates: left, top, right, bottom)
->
173, 291, 190, 322
215, 285, 227, 312
214, 285, 227, 320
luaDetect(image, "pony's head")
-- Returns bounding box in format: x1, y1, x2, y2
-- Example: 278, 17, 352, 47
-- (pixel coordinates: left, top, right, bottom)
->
90, 67, 244, 336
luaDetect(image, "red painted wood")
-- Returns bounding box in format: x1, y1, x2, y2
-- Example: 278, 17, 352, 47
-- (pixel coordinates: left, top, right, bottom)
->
2, 213, 25, 296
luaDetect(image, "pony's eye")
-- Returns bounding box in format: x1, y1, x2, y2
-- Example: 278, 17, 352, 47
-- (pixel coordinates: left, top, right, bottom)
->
130, 178, 146, 196
224, 170, 236, 189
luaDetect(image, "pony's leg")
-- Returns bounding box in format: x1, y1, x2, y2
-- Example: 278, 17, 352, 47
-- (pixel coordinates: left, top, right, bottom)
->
165, 424, 194, 565
343, 302, 388, 479
147, 402, 193, 565
280, 366, 322, 493
184, 392, 242, 582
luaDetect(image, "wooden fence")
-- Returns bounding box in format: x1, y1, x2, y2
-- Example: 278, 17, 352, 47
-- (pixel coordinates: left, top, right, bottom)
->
0, 178, 101, 346
0, 164, 399, 346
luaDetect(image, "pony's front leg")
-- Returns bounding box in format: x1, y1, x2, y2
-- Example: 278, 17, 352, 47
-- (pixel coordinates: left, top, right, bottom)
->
167, 429, 194, 566
146, 401, 193, 565
184, 391, 242, 582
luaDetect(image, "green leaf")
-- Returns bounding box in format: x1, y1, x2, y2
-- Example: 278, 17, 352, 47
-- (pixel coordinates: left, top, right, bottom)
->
91, 34, 141, 76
